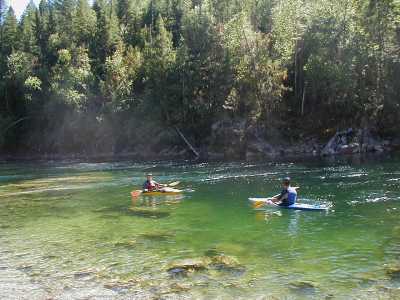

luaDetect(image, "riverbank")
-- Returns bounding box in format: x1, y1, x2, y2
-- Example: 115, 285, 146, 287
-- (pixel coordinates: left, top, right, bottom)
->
3, 123, 400, 162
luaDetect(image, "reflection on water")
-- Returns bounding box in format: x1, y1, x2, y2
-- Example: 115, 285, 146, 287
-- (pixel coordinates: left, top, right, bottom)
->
0, 155, 400, 298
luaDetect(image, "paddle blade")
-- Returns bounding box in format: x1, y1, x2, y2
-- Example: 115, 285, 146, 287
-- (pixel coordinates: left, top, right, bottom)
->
168, 181, 180, 187
253, 201, 265, 208
131, 190, 142, 198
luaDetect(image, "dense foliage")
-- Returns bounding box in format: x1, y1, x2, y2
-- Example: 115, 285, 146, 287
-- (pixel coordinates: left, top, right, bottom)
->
0, 0, 399, 155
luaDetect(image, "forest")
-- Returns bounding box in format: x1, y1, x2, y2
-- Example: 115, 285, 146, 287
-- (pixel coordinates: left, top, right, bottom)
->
0, 0, 399, 158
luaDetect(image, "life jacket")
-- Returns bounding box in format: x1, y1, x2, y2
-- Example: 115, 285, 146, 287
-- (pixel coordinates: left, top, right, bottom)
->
144, 180, 158, 191
287, 186, 297, 205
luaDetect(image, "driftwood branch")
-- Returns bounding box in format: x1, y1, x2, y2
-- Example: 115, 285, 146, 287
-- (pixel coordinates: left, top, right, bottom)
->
174, 126, 199, 158
1, 117, 32, 136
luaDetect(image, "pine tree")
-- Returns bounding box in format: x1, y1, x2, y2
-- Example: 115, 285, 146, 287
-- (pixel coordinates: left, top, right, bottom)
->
74, 0, 96, 46
92, 0, 120, 79
116, 0, 130, 26
1, 7, 18, 56
54, 0, 76, 45
20, 1, 38, 53
92, 0, 110, 77
143, 15, 176, 120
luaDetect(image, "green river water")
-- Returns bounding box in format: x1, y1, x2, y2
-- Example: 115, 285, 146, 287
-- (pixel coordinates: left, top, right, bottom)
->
0, 155, 400, 299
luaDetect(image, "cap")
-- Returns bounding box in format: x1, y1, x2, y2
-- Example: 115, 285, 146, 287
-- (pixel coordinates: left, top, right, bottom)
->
282, 177, 291, 183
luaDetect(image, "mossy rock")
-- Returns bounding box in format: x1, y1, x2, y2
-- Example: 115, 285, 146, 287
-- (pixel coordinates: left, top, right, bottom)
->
167, 257, 211, 273
113, 240, 137, 248
210, 255, 240, 267
209, 255, 246, 276
289, 280, 318, 293
385, 264, 400, 280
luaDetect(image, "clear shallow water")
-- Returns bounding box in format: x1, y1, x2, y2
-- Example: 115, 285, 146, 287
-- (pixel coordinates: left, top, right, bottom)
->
0, 155, 400, 299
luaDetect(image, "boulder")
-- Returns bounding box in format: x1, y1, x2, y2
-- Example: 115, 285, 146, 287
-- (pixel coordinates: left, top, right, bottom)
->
167, 258, 211, 274
209, 255, 240, 269
322, 128, 387, 156
113, 240, 136, 248
167, 267, 188, 278
338, 143, 360, 155
385, 264, 400, 280
166, 254, 245, 278
289, 280, 318, 294
209, 254, 246, 276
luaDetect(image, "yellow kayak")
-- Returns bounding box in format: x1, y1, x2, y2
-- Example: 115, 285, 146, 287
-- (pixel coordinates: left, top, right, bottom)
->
131, 187, 183, 197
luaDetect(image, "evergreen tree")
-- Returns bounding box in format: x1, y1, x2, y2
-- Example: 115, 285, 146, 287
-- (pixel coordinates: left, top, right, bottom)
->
74, 0, 96, 46
143, 15, 176, 121
20, 1, 38, 53
1, 7, 18, 56
92, 0, 110, 78
116, 0, 131, 26
54, 0, 76, 45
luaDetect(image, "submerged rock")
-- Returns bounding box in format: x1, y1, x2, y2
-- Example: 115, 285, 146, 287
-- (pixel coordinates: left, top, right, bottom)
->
128, 207, 170, 219
139, 232, 175, 242
168, 267, 188, 278
73, 269, 96, 279
385, 264, 400, 280
167, 258, 211, 277
209, 255, 246, 276
113, 240, 137, 248
210, 255, 240, 269
16, 264, 33, 273
289, 280, 318, 294
167, 254, 246, 278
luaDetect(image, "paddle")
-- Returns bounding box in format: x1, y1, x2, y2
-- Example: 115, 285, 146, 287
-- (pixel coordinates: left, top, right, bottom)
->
253, 198, 272, 208
130, 181, 181, 198
131, 190, 142, 197
253, 194, 281, 208
253, 187, 300, 208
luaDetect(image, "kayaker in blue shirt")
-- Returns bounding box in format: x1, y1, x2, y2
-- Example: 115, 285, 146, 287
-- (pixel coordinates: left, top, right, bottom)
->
270, 177, 298, 206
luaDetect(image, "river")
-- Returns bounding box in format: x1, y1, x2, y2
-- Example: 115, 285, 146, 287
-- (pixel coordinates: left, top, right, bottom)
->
0, 155, 399, 299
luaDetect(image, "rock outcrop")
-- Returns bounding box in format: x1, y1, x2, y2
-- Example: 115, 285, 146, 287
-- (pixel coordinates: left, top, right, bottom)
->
321, 128, 389, 156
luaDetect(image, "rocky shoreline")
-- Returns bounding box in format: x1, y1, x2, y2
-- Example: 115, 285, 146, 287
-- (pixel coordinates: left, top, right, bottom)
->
1, 125, 399, 162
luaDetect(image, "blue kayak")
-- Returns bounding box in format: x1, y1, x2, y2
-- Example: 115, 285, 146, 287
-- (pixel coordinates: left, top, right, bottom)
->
248, 198, 329, 211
